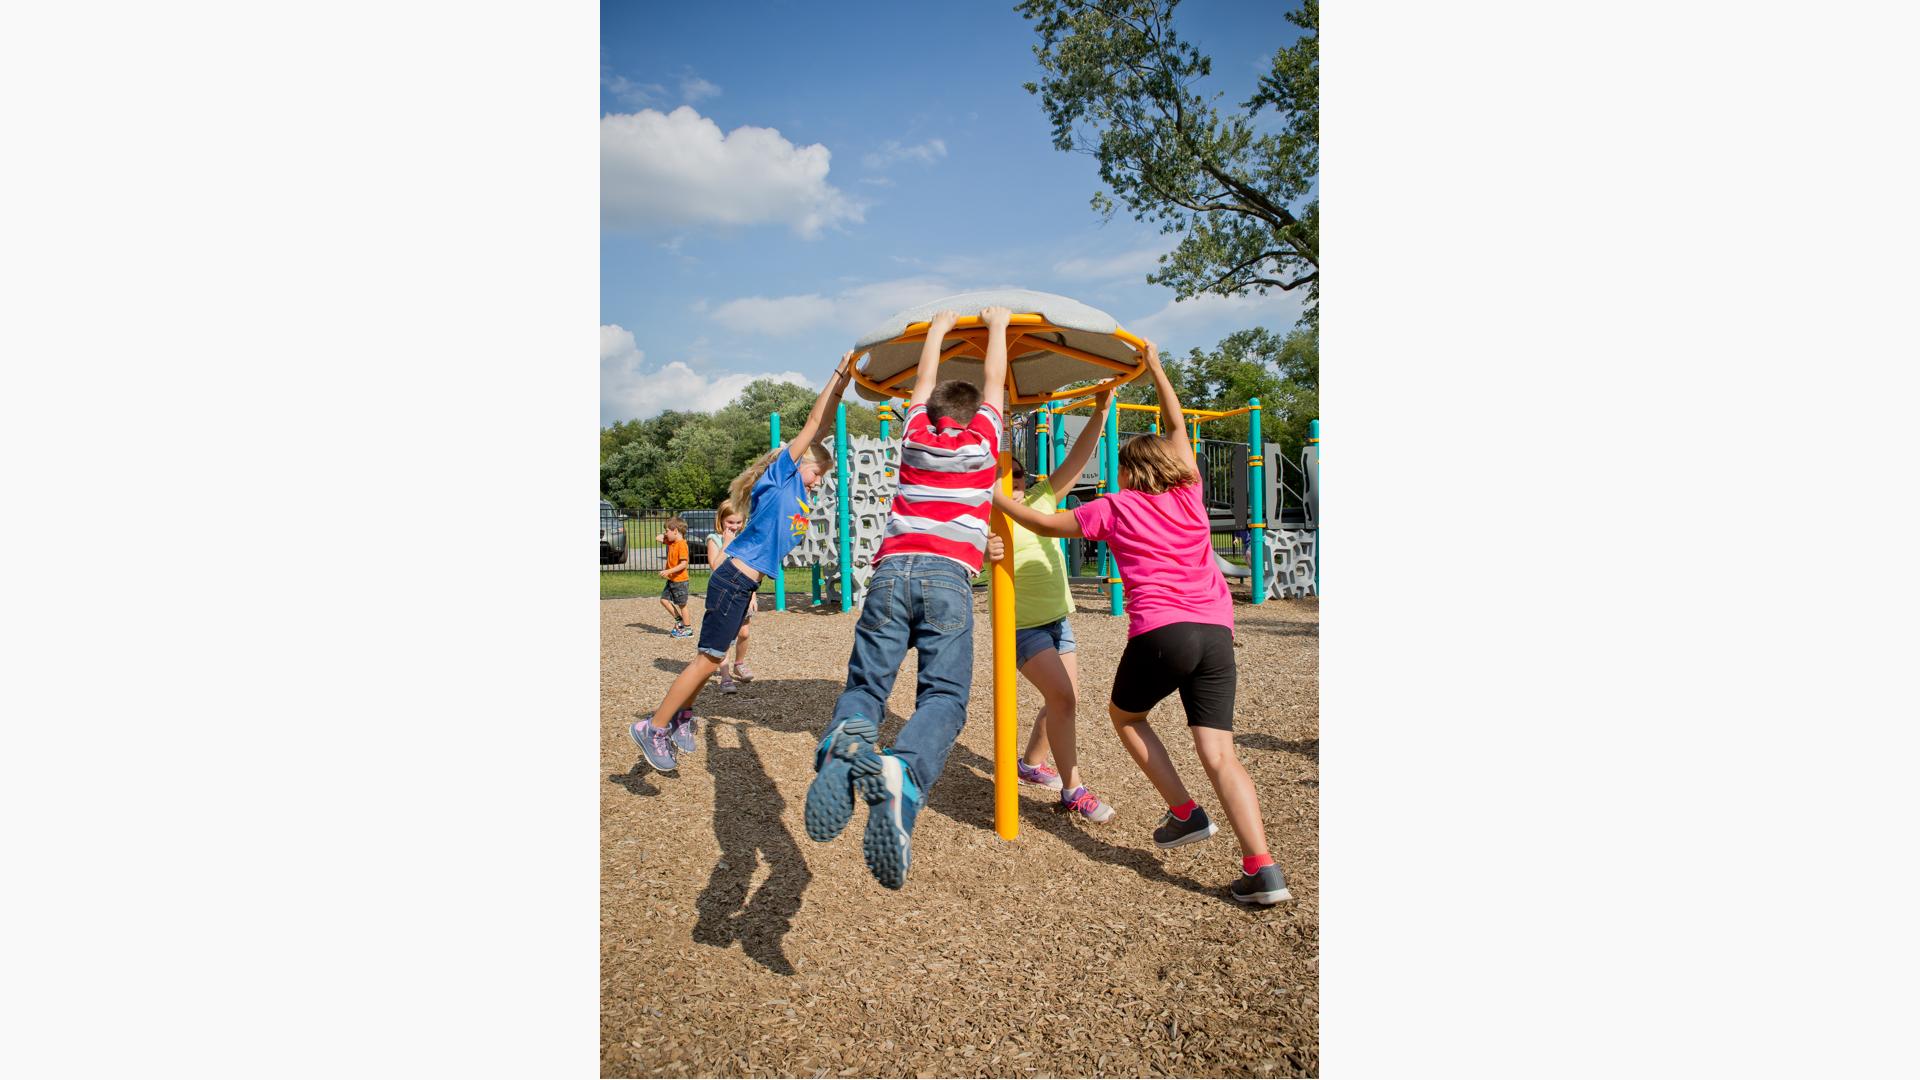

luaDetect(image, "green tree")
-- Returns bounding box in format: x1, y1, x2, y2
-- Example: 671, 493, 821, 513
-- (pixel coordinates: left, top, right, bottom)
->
1019, 0, 1318, 323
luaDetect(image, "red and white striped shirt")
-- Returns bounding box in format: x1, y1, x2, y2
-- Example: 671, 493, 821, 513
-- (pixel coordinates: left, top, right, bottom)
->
874, 401, 1003, 575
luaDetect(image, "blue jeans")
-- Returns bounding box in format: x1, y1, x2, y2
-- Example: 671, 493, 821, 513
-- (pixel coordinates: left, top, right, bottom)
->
832, 555, 976, 806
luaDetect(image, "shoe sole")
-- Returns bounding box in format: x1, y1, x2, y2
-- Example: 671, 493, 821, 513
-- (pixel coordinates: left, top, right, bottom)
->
803, 716, 877, 843
862, 758, 912, 890
1232, 886, 1294, 905
628, 723, 677, 772
1153, 820, 1218, 849
1020, 776, 1065, 791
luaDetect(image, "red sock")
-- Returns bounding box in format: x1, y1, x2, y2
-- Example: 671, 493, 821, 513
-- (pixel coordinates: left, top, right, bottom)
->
1169, 799, 1198, 821
1242, 853, 1275, 876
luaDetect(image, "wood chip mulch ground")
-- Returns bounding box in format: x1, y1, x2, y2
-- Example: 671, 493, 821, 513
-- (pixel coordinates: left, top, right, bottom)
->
603, 585, 1319, 1078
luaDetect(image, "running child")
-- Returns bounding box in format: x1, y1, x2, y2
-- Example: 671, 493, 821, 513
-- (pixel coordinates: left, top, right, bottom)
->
1000, 386, 1117, 823
991, 340, 1292, 905
805, 305, 1010, 890
703, 500, 757, 693
657, 518, 693, 638
630, 354, 854, 772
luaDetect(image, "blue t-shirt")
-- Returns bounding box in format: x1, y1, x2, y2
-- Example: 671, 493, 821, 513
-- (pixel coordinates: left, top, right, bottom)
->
723, 451, 813, 578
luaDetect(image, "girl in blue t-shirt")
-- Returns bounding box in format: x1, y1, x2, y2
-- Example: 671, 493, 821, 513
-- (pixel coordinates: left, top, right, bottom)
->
630, 353, 855, 773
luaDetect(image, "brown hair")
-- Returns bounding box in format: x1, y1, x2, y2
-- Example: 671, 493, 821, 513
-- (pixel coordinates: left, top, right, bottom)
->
1116, 434, 1198, 495
927, 379, 982, 427
726, 442, 835, 518
664, 516, 688, 536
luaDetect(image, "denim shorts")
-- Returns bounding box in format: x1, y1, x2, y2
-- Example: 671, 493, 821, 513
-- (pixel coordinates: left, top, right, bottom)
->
696, 560, 758, 660
1014, 616, 1077, 667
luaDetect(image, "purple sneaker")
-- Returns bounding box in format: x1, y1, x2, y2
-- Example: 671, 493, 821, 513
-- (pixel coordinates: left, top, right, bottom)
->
629, 719, 677, 772
667, 709, 697, 753
1060, 785, 1115, 823
1017, 759, 1063, 791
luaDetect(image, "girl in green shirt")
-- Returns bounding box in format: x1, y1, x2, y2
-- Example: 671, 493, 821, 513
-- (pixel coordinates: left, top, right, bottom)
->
1000, 388, 1117, 823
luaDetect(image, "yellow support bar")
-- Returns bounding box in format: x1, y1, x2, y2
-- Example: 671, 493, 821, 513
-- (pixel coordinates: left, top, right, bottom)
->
990, 450, 1019, 840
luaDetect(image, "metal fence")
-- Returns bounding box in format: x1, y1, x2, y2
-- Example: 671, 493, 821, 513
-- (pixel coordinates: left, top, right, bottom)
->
600, 507, 720, 576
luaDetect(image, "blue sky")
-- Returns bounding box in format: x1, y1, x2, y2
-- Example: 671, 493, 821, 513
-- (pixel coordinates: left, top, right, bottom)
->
601, 0, 1309, 425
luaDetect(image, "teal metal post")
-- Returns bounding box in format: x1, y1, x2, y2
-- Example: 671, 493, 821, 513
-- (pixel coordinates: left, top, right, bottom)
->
1052, 404, 1070, 567
770, 413, 784, 612
811, 566, 821, 605
836, 402, 851, 612
1105, 400, 1124, 616
879, 402, 892, 441
1309, 418, 1320, 594
1248, 398, 1266, 605
1036, 409, 1050, 481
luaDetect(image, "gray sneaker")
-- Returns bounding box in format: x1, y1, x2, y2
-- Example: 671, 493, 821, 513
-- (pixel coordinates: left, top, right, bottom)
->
629, 719, 678, 772
1231, 863, 1293, 906
1152, 806, 1217, 849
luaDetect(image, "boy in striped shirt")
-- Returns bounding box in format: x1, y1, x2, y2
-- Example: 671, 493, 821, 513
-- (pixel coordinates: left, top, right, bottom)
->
804, 305, 1012, 889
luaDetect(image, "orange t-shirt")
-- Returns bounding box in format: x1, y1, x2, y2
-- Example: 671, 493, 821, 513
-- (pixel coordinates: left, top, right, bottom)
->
666, 538, 690, 582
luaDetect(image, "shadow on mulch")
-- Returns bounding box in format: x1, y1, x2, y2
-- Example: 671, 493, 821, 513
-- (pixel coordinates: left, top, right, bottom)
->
606, 762, 660, 797
691, 721, 811, 977
1237, 733, 1319, 759
622, 621, 677, 636
937, 743, 1234, 904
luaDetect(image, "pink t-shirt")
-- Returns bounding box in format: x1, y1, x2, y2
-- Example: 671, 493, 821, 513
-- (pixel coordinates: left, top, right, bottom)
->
1072, 482, 1233, 637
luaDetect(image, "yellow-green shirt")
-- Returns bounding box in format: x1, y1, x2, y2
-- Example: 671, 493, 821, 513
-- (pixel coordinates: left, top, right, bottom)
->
1011, 478, 1075, 628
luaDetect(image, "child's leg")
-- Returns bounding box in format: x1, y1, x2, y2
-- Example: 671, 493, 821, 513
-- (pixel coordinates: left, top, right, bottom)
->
1020, 701, 1052, 766
731, 616, 751, 667
830, 564, 913, 728
1178, 624, 1265, 855
1190, 727, 1268, 859
1109, 703, 1193, 807
885, 565, 975, 802
658, 595, 676, 622
647, 653, 723, 728
1020, 648, 1081, 790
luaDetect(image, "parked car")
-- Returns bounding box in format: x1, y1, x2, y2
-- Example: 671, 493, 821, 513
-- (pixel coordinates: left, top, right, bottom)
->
600, 500, 627, 564
681, 509, 718, 565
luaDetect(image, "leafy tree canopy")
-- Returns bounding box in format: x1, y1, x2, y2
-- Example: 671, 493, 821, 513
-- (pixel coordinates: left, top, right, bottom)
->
1020, 0, 1318, 324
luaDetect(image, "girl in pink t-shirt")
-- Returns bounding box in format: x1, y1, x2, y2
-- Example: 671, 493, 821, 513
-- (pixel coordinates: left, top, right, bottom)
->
991, 342, 1290, 906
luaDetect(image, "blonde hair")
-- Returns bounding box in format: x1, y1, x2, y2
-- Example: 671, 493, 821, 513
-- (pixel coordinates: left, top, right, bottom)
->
727, 442, 835, 517
715, 498, 737, 522
1116, 434, 1198, 495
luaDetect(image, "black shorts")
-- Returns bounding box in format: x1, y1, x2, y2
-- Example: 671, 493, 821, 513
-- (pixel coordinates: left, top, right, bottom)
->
1110, 622, 1237, 731
663, 579, 689, 606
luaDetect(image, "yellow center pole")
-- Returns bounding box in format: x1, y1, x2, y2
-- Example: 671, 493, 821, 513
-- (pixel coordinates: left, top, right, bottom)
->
991, 447, 1019, 840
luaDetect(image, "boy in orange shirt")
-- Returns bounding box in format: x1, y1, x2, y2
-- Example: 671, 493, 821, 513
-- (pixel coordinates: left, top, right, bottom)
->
657, 517, 692, 638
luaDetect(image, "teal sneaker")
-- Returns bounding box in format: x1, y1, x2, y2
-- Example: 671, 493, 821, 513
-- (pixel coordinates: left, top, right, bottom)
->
857, 752, 922, 890
804, 714, 880, 842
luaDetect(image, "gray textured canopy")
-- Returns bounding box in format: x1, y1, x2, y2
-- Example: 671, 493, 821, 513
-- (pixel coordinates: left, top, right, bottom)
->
850, 288, 1141, 409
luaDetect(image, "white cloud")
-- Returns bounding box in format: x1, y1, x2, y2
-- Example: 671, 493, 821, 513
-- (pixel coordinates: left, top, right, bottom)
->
1052, 247, 1166, 281
601, 106, 862, 238
706, 276, 960, 339
605, 74, 665, 108
680, 75, 721, 102
601, 324, 812, 423
709, 294, 836, 336
1124, 289, 1309, 349
862, 138, 947, 170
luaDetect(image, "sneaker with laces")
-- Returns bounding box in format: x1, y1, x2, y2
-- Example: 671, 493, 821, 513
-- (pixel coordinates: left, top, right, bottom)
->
857, 752, 921, 890
1017, 759, 1063, 790
717, 665, 738, 694
1152, 806, 1217, 849
629, 719, 677, 772
1230, 863, 1293, 905
667, 709, 697, 753
803, 714, 880, 842
1059, 785, 1115, 823
669, 625, 693, 639
731, 662, 755, 683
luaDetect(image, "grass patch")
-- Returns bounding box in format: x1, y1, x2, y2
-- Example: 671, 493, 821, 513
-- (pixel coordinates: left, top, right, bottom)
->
600, 567, 823, 601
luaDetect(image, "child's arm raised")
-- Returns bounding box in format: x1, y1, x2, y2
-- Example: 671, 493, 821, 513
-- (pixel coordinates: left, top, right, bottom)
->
978, 305, 1012, 417
787, 350, 858, 461
991, 489, 1085, 538
907, 310, 960, 410
1142, 339, 1199, 475
1052, 385, 1112, 488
